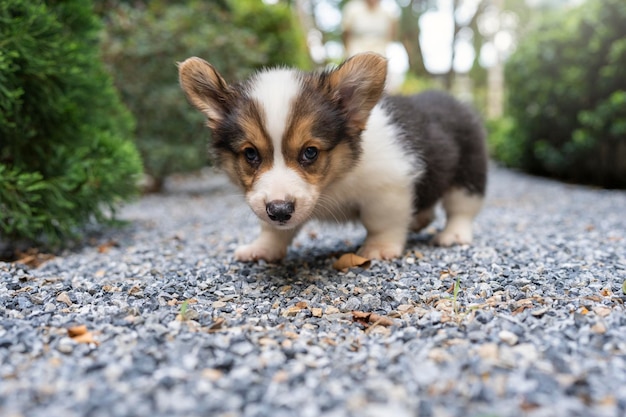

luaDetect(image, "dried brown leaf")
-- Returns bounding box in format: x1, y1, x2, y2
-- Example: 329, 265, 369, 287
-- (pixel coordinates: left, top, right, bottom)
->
439, 268, 458, 280
97, 240, 118, 253
512, 302, 534, 315
511, 307, 525, 316
72, 332, 99, 345
67, 325, 99, 345
14, 248, 54, 268
206, 317, 225, 333
67, 325, 88, 337
332, 253, 371, 271
127, 285, 143, 296
282, 305, 303, 317
352, 311, 394, 327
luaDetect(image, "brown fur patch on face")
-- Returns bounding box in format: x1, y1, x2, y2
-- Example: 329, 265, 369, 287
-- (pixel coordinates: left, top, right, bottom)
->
308, 140, 358, 188
282, 110, 358, 190
216, 99, 275, 192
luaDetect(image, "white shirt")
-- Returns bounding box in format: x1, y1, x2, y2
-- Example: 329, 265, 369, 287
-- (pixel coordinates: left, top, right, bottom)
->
342, 0, 396, 57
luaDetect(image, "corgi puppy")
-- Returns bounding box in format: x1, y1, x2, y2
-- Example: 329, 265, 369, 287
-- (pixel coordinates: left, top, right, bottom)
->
179, 53, 487, 262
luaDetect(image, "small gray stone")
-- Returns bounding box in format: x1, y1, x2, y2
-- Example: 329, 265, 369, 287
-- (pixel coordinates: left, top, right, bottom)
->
56, 337, 74, 354
344, 297, 361, 311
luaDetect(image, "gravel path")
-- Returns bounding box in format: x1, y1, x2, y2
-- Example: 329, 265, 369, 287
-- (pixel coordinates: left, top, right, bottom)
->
1, 164, 625, 417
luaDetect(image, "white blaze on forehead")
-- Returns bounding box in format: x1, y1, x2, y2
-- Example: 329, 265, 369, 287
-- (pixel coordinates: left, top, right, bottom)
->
249, 69, 301, 164
246, 69, 317, 226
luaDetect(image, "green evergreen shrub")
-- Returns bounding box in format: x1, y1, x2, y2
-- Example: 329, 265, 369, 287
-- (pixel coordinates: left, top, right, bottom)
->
497, 0, 626, 188
0, 0, 142, 250
100, 0, 310, 190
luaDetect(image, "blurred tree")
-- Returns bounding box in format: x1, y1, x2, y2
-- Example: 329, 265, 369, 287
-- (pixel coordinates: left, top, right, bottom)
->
447, 0, 489, 91
398, 0, 435, 78
100, 0, 310, 191
494, 0, 626, 188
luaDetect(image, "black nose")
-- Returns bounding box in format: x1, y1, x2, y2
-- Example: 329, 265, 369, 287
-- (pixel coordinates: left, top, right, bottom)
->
266, 200, 295, 222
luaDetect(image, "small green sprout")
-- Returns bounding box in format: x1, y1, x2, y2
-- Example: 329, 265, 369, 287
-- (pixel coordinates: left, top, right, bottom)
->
452, 275, 461, 315
179, 300, 190, 321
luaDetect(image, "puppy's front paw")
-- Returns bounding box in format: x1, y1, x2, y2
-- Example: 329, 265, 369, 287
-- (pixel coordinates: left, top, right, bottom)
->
234, 243, 286, 262
357, 242, 403, 260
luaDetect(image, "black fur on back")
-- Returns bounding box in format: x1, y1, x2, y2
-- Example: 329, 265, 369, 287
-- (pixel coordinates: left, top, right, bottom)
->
381, 90, 487, 211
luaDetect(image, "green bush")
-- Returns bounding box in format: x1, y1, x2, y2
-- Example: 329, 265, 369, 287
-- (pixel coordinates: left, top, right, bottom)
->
486, 117, 524, 169
497, 0, 626, 188
0, 0, 142, 250
100, 0, 310, 190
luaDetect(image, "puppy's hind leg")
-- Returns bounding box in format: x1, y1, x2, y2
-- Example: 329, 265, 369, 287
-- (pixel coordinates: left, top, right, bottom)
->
433, 188, 483, 246
410, 206, 435, 232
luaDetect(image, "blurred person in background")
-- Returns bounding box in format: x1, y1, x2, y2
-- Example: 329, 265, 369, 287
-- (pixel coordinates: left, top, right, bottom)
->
341, 0, 403, 90
341, 0, 397, 58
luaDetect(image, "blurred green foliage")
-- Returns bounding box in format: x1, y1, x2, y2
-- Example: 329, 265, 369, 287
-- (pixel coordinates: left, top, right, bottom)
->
486, 117, 524, 169
100, 0, 310, 190
492, 0, 626, 188
397, 72, 437, 95
0, 0, 142, 251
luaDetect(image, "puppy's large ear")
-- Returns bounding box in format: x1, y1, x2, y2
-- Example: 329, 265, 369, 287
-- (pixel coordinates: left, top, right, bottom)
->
178, 57, 233, 129
327, 52, 387, 132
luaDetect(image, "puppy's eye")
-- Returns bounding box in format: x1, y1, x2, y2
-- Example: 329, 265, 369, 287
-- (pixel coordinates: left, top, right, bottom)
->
243, 147, 260, 165
300, 146, 319, 164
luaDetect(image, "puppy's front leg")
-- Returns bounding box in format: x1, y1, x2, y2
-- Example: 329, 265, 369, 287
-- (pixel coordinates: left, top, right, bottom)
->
357, 189, 413, 260
234, 222, 299, 262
